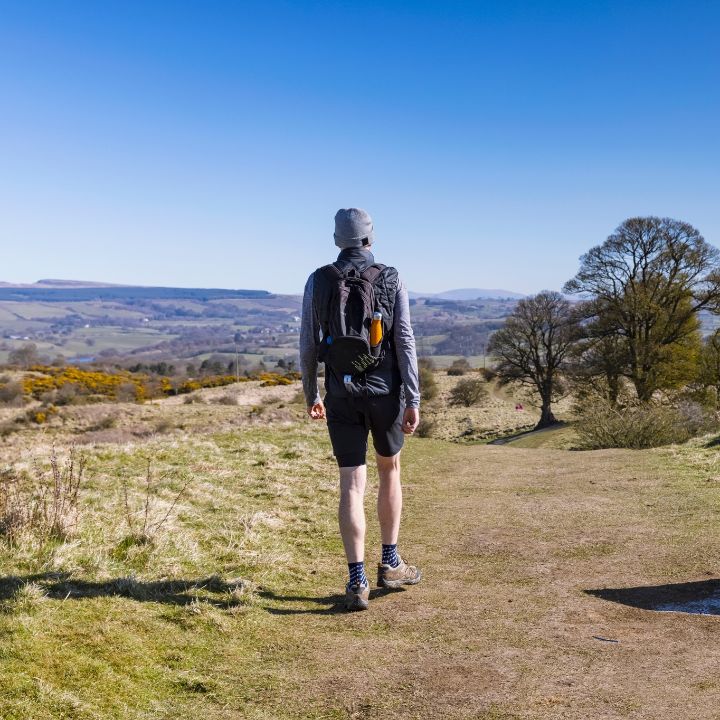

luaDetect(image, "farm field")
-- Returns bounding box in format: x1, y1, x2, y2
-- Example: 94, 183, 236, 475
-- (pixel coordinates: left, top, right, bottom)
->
428, 354, 489, 369
0, 327, 179, 363
0, 289, 302, 367
1, 378, 719, 718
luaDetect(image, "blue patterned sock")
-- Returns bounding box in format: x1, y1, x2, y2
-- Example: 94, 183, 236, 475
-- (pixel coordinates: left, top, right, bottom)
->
348, 561, 367, 587
382, 544, 400, 568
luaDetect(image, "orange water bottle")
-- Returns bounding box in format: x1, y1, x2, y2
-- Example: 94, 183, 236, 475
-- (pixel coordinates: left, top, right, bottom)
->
370, 311, 383, 347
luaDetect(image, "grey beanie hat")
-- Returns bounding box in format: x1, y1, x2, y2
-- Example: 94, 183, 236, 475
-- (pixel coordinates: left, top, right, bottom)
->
334, 208, 375, 249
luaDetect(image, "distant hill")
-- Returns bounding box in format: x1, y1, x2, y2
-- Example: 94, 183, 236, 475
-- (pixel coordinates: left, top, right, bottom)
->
410, 288, 525, 300
35, 279, 123, 287
0, 280, 271, 302
0, 279, 121, 288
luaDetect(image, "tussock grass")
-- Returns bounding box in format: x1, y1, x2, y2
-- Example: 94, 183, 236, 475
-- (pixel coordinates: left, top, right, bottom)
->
0, 581, 48, 615
0, 445, 85, 546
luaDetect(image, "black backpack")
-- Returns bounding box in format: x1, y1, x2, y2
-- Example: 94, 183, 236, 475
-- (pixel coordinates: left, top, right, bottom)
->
316, 263, 390, 378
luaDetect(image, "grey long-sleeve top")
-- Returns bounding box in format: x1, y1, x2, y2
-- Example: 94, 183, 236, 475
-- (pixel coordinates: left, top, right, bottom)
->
299, 273, 421, 409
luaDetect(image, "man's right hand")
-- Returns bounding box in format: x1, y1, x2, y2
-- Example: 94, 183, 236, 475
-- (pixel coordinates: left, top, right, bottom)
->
402, 407, 420, 435
307, 401, 326, 420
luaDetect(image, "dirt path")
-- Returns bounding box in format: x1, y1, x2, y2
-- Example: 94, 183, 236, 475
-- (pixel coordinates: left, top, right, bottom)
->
256, 440, 720, 719
488, 422, 562, 445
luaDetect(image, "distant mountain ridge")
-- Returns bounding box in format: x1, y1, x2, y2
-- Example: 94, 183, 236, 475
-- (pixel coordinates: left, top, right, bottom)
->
0, 279, 271, 302
36, 279, 124, 287
410, 288, 525, 300
0, 279, 122, 288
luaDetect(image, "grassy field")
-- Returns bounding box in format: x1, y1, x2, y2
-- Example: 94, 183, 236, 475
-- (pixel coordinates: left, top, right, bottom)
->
420, 354, 488, 369
1, 379, 720, 718
0, 327, 179, 363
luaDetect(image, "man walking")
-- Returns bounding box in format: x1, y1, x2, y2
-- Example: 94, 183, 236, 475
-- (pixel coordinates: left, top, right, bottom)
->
300, 208, 422, 611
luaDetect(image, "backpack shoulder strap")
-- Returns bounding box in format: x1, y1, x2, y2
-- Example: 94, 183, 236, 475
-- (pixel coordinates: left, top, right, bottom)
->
360, 263, 386, 284
320, 263, 344, 282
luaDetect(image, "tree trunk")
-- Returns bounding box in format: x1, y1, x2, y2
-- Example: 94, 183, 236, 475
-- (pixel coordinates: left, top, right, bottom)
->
633, 377, 654, 402
606, 372, 620, 407
536, 399, 557, 429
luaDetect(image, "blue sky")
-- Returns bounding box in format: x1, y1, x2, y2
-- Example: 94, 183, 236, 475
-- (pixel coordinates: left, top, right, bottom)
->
1, 1, 718, 294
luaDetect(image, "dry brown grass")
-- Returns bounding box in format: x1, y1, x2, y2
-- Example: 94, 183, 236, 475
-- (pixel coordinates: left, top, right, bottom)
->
0, 445, 85, 545
121, 458, 191, 544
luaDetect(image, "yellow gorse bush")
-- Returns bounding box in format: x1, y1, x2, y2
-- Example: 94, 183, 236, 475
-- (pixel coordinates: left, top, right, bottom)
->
9, 366, 299, 403
22, 366, 146, 400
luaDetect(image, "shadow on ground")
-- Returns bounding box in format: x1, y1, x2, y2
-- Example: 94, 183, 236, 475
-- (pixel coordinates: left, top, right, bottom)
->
587, 579, 720, 615
0, 573, 245, 608
258, 587, 402, 615
488, 420, 567, 445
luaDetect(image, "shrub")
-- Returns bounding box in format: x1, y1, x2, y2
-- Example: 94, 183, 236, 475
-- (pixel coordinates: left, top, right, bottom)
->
260, 375, 292, 387
26, 409, 47, 424
676, 399, 717, 437
213, 394, 238, 406
153, 419, 175, 434
0, 381, 25, 407
419, 366, 438, 402
55, 382, 80, 405
0, 422, 19, 438
291, 389, 307, 405
479, 367, 497, 381
176, 374, 240, 394
8, 343, 39, 368
575, 400, 716, 450
449, 378, 487, 407
22, 366, 146, 401
116, 382, 140, 403
85, 416, 116, 432
447, 358, 471, 376
415, 417, 436, 438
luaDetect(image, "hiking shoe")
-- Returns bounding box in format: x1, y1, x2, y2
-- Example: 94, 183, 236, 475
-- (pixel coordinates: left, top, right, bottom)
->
377, 558, 422, 589
344, 580, 370, 611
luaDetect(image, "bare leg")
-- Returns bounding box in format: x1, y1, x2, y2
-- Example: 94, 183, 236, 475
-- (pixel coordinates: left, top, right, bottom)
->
338, 464, 367, 563
376, 452, 402, 546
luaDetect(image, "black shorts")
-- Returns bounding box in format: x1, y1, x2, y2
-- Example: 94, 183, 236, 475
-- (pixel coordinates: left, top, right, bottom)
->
325, 392, 405, 467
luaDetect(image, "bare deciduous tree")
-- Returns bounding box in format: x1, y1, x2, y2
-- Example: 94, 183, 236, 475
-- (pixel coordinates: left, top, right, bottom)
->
8, 343, 39, 369
489, 291, 580, 428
